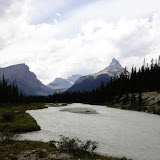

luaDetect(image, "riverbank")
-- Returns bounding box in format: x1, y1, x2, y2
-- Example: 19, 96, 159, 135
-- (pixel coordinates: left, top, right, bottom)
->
0, 140, 131, 160
0, 103, 47, 133
101, 91, 160, 115
0, 103, 132, 160
22, 103, 160, 160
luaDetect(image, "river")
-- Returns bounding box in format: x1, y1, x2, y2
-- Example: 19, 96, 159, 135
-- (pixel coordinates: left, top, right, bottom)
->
21, 103, 160, 160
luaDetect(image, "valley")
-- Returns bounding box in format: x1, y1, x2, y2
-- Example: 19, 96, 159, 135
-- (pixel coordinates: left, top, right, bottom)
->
0, 57, 160, 160
1, 1, 160, 159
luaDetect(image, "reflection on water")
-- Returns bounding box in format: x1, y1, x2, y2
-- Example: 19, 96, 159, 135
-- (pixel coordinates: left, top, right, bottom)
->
21, 103, 160, 160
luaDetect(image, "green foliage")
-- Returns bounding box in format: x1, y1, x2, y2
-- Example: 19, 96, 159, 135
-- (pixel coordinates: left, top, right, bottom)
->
9, 153, 18, 160
57, 136, 98, 158
37, 149, 47, 158
0, 140, 130, 160
0, 75, 19, 103
1, 56, 160, 113
0, 112, 40, 133
47, 56, 160, 115
0, 129, 16, 143
152, 106, 160, 115
0, 140, 57, 160
1, 111, 16, 122
0, 104, 45, 133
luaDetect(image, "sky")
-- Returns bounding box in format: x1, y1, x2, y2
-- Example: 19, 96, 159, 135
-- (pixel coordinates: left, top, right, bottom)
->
0, 0, 160, 84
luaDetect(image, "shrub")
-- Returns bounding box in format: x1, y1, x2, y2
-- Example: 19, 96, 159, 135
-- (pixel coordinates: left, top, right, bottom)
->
37, 149, 47, 158
121, 156, 132, 160
0, 128, 16, 143
9, 153, 18, 160
1, 111, 16, 122
57, 136, 98, 158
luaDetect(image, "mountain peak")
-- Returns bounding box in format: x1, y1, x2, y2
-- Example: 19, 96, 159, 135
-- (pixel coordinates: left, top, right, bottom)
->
92, 58, 124, 77
1, 63, 29, 72
47, 74, 82, 91
110, 58, 121, 66
68, 58, 125, 92
0, 63, 54, 95
15, 63, 29, 69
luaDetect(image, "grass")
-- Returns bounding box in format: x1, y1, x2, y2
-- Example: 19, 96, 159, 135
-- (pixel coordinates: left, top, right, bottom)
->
105, 104, 147, 112
0, 103, 46, 133
105, 103, 160, 115
0, 140, 58, 160
57, 136, 132, 160
0, 103, 47, 112
102, 92, 160, 115
0, 140, 131, 160
0, 103, 132, 160
0, 103, 70, 133
0, 112, 40, 132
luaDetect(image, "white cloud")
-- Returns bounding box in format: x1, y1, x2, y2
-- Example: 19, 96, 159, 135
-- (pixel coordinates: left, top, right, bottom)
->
0, 0, 13, 16
56, 13, 61, 17
0, 0, 160, 84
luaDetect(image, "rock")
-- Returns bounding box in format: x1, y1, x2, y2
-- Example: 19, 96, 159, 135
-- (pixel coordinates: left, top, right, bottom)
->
17, 149, 73, 160
60, 107, 98, 114
0, 64, 54, 96
18, 150, 37, 160
68, 58, 126, 92
49, 153, 73, 159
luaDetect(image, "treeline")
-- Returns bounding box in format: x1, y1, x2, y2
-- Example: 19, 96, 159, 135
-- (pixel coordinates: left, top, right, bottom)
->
0, 56, 160, 105
49, 56, 160, 105
0, 76, 45, 103
0, 75, 19, 103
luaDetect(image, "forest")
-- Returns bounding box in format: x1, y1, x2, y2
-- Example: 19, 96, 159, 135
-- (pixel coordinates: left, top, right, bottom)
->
49, 57, 160, 106
0, 56, 160, 109
0, 75, 19, 103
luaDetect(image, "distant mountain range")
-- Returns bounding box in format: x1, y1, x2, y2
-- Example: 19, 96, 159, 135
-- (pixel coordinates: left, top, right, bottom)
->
47, 74, 82, 92
0, 64, 82, 95
0, 64, 53, 96
0, 58, 125, 95
68, 58, 125, 92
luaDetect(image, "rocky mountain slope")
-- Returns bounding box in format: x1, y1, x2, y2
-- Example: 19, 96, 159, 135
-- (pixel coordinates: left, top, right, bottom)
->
68, 58, 125, 92
0, 64, 54, 96
94, 58, 125, 77
47, 74, 82, 92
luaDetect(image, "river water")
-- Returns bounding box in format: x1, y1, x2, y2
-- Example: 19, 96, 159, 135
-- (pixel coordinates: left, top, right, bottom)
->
21, 103, 160, 160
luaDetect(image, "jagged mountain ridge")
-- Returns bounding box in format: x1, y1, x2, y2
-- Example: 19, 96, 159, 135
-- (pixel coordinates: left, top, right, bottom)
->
96, 58, 125, 76
47, 74, 82, 92
0, 64, 54, 96
68, 58, 125, 92
0, 59, 125, 95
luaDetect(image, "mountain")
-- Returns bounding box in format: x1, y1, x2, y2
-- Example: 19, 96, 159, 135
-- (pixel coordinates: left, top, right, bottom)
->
95, 58, 125, 77
67, 75, 83, 83
47, 74, 82, 92
0, 64, 54, 96
68, 58, 125, 92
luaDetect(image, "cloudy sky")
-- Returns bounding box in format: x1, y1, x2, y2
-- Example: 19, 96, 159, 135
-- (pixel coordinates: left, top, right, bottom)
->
0, 0, 160, 84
